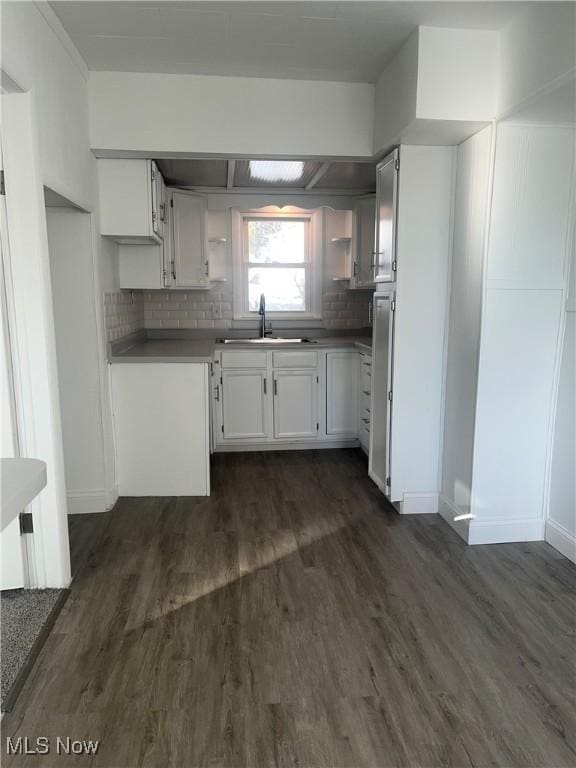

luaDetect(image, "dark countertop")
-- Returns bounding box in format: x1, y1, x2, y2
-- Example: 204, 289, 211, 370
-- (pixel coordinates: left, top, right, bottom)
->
109, 334, 372, 363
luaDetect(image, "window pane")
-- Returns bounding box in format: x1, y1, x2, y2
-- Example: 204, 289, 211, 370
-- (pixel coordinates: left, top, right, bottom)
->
247, 220, 306, 263
248, 268, 306, 312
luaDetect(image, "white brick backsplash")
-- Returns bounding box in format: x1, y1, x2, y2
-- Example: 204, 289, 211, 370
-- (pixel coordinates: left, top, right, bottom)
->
104, 291, 145, 342
103, 279, 370, 338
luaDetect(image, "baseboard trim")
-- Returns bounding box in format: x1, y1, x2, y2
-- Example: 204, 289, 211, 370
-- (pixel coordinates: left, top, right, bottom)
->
545, 519, 576, 564
468, 517, 545, 545
67, 487, 117, 515
398, 492, 439, 515
214, 439, 360, 453
438, 495, 470, 542
106, 485, 119, 511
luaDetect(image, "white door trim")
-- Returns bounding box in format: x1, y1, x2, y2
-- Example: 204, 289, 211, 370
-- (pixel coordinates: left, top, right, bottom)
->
2, 91, 71, 587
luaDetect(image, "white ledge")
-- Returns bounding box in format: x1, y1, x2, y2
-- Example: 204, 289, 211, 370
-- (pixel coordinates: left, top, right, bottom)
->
1, 458, 47, 532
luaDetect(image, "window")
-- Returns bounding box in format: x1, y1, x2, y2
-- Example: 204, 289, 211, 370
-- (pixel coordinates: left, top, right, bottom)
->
233, 209, 322, 320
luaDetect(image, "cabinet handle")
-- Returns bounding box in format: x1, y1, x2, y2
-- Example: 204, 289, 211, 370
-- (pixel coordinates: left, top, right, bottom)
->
205, 260, 209, 277
159, 202, 166, 222
263, 378, 267, 395
274, 379, 278, 396
214, 385, 220, 402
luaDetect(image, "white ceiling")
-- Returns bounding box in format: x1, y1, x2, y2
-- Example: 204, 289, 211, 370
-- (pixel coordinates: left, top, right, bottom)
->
50, 1, 533, 83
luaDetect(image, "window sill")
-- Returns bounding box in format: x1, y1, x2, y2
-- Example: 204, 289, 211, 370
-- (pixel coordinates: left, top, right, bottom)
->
232, 317, 324, 329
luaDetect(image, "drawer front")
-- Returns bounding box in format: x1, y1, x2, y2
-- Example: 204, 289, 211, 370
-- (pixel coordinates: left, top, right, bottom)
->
273, 351, 318, 369
221, 351, 267, 369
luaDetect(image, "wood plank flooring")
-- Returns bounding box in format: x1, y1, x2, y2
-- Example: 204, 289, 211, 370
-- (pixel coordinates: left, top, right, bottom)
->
2, 449, 576, 767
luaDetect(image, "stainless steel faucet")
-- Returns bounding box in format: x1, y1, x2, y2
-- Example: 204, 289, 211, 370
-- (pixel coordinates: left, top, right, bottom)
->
258, 293, 272, 338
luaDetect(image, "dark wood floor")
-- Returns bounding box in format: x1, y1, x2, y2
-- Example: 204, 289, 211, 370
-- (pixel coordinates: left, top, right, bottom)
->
3, 450, 576, 767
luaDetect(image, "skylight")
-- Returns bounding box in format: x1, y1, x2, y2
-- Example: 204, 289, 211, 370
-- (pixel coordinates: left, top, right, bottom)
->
249, 160, 305, 184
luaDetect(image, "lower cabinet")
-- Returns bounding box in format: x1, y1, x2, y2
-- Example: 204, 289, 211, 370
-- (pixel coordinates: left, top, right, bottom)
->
221, 369, 268, 439
111, 362, 210, 495
326, 351, 358, 436
273, 370, 318, 439
213, 348, 362, 450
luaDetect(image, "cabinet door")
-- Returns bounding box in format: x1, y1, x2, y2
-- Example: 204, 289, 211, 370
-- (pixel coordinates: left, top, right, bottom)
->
326, 352, 359, 436
351, 197, 375, 289
150, 161, 164, 239
222, 370, 268, 439
374, 150, 399, 283
369, 292, 394, 495
273, 370, 318, 439
171, 190, 209, 288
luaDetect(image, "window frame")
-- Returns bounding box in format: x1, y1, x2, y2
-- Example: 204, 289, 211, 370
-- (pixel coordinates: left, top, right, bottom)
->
232, 208, 323, 321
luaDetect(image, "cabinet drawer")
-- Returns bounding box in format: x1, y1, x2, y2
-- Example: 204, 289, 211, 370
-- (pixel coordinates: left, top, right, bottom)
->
221, 351, 267, 369
273, 351, 318, 369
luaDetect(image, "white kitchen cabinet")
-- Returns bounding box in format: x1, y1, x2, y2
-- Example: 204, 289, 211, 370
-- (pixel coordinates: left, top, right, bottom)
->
326, 351, 358, 436
110, 363, 210, 496
213, 347, 362, 450
374, 150, 399, 283
350, 197, 376, 289
369, 293, 394, 495
151, 162, 166, 240
98, 159, 164, 244
170, 190, 209, 288
221, 369, 268, 439
358, 351, 372, 454
118, 243, 165, 289
273, 370, 318, 439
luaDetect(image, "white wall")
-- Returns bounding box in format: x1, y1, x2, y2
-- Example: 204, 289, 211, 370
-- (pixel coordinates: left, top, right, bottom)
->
469, 124, 575, 545
1, 3, 116, 585
498, 3, 576, 119
373, 26, 497, 154
416, 27, 498, 122
373, 30, 419, 155
2, 92, 71, 587
1, 1, 93, 210
546, 219, 576, 561
46, 208, 116, 514
440, 127, 492, 530
89, 71, 375, 158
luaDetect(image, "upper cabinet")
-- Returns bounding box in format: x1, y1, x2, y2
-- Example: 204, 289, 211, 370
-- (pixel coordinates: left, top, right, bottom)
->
170, 190, 209, 288
373, 149, 399, 283
350, 196, 375, 290
98, 159, 165, 244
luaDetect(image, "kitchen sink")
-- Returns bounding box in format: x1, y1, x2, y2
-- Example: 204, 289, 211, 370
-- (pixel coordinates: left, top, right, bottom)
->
216, 337, 317, 344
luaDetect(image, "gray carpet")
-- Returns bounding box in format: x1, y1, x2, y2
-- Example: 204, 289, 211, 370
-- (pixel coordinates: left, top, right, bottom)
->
1, 588, 63, 708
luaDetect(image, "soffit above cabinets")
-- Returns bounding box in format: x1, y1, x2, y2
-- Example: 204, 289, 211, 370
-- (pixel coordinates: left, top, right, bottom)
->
154, 158, 376, 193
50, 1, 532, 83
157, 159, 229, 187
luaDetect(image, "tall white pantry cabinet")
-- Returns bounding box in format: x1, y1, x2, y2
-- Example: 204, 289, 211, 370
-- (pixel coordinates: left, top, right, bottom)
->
371, 145, 455, 515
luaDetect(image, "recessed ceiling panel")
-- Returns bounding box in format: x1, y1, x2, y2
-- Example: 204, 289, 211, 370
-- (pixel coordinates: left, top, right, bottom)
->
319, 162, 376, 190
234, 160, 322, 188
155, 159, 228, 187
